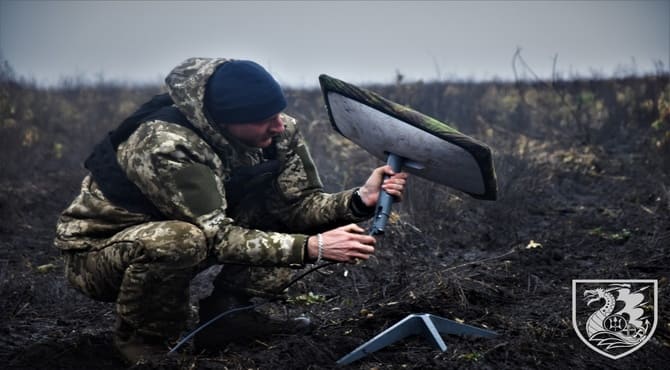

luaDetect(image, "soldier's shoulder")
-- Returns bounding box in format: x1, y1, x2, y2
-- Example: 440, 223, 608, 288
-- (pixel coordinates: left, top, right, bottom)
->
123, 120, 218, 164
132, 120, 205, 146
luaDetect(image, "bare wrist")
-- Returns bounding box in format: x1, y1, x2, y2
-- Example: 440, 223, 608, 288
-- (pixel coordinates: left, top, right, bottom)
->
306, 236, 318, 262
358, 187, 374, 208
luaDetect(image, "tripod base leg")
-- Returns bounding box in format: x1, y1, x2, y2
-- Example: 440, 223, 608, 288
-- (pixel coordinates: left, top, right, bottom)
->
336, 313, 497, 366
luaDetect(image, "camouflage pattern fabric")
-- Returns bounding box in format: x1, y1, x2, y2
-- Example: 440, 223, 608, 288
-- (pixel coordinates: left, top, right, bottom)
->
63, 220, 207, 338
55, 57, 371, 338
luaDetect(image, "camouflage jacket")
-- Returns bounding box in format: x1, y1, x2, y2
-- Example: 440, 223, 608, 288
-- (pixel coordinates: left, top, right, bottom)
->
55, 57, 371, 268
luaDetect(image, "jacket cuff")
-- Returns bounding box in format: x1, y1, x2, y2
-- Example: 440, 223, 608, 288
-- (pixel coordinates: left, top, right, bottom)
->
350, 188, 376, 218
287, 234, 308, 268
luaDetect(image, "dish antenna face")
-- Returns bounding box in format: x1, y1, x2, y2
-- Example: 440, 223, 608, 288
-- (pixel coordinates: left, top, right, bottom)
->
319, 75, 497, 202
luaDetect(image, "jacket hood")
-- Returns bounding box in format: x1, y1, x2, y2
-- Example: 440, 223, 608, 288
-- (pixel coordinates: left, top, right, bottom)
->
164, 57, 232, 151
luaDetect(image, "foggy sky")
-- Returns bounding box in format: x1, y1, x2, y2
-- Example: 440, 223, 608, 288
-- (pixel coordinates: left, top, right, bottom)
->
1, 0, 668, 87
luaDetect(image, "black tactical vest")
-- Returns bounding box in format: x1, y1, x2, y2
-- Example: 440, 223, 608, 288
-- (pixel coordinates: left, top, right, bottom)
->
84, 93, 279, 218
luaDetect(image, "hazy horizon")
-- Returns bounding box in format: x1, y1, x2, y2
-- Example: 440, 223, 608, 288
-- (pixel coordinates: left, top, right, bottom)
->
1, 1, 668, 87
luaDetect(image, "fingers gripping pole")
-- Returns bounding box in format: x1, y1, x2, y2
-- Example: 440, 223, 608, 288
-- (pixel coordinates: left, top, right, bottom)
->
370, 153, 403, 235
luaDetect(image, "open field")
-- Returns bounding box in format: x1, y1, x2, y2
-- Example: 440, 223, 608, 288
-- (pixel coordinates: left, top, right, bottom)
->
1, 71, 669, 369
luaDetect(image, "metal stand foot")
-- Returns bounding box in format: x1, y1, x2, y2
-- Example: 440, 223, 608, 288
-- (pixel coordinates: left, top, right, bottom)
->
336, 313, 497, 366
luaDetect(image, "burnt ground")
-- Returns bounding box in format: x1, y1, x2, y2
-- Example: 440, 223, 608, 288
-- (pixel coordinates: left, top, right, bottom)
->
1, 76, 669, 369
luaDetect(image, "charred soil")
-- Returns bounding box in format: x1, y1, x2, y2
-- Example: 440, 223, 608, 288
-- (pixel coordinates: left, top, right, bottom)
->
1, 75, 669, 369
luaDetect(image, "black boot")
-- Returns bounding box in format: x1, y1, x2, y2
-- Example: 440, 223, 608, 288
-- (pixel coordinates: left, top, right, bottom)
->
113, 318, 169, 365
194, 292, 311, 351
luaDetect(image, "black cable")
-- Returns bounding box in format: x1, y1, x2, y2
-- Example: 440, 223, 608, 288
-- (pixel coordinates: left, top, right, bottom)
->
170, 184, 387, 354
168, 260, 338, 354
168, 302, 259, 354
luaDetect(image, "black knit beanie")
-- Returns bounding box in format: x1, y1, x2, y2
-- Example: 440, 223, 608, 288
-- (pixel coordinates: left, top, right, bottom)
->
204, 60, 287, 125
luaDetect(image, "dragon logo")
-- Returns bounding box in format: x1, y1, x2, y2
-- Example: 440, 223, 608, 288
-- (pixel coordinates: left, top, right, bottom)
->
572, 279, 657, 359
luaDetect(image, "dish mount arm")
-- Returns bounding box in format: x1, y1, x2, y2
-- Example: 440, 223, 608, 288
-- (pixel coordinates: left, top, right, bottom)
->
369, 153, 404, 235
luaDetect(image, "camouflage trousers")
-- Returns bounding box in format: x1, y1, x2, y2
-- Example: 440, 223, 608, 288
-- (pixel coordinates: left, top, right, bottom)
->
63, 220, 295, 338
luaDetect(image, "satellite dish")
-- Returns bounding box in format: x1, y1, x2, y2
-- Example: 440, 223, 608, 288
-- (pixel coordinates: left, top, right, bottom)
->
319, 74, 497, 233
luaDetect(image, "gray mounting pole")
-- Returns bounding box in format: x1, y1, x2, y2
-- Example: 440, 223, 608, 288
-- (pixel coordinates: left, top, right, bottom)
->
336, 313, 497, 366
370, 153, 404, 235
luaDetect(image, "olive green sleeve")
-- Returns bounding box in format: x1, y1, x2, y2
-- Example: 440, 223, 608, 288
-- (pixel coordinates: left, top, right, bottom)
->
267, 121, 373, 233
173, 163, 222, 217
118, 121, 307, 268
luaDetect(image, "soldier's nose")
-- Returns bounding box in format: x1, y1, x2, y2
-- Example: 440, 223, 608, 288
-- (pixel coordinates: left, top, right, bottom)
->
269, 115, 285, 134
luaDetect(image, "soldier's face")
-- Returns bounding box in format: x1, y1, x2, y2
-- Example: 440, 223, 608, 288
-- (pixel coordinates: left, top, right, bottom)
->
224, 114, 285, 148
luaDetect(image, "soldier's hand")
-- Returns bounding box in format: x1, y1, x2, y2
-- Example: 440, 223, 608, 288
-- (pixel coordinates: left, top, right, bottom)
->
358, 165, 409, 207
307, 224, 375, 264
